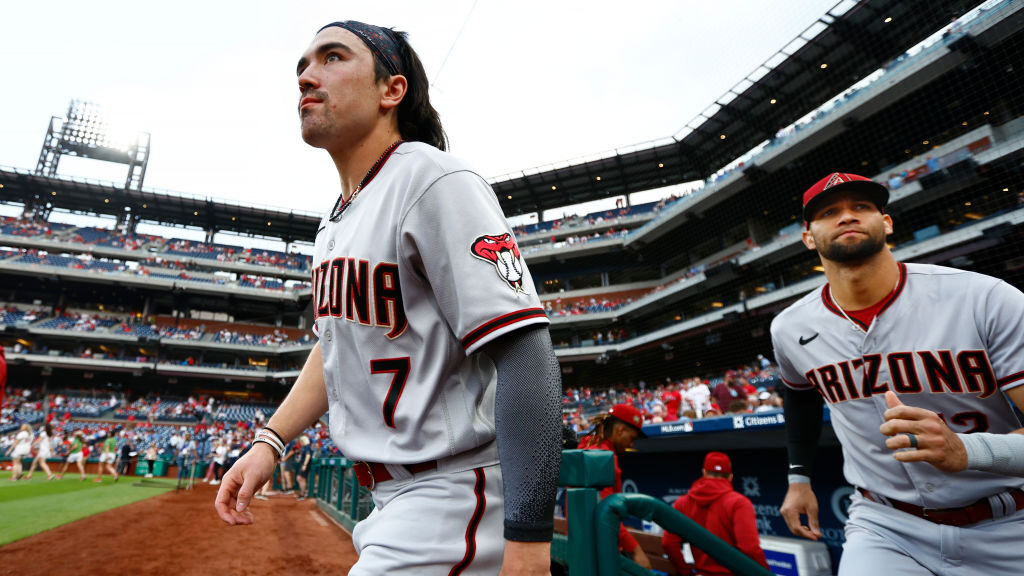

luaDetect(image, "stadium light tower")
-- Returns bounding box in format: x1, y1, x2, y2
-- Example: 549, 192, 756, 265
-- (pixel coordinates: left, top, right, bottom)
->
35, 99, 151, 192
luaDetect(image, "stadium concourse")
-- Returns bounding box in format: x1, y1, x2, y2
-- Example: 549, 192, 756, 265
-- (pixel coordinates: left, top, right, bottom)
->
4, 0, 1024, 574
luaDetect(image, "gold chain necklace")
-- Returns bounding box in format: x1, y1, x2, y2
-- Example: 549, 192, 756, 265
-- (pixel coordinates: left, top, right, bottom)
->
329, 140, 404, 222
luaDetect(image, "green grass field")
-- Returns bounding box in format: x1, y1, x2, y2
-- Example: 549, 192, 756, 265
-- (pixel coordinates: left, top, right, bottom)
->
0, 471, 176, 546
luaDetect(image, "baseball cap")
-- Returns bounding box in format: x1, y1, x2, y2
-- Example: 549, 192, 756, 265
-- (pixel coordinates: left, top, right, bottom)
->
802, 172, 889, 223
608, 404, 647, 438
703, 451, 732, 474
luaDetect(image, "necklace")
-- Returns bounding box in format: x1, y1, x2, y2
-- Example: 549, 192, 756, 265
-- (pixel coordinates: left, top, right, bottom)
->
831, 276, 900, 333
329, 140, 404, 222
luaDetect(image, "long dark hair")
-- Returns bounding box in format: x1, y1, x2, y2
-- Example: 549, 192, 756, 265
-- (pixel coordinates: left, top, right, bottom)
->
577, 414, 618, 449
373, 30, 448, 151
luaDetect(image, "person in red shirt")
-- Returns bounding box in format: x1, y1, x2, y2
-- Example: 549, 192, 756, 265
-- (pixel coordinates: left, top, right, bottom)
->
662, 452, 769, 576
738, 375, 757, 398
662, 380, 682, 422
578, 404, 652, 570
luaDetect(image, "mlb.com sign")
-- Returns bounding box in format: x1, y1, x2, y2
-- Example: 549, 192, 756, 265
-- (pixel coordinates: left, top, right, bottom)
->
732, 413, 785, 430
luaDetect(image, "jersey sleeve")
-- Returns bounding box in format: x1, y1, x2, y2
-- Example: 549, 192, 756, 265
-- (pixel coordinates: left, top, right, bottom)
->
400, 170, 548, 355
979, 280, 1024, 391
770, 316, 812, 390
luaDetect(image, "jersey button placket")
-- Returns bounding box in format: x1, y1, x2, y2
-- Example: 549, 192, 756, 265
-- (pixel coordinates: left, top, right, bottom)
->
325, 329, 332, 342
328, 240, 335, 251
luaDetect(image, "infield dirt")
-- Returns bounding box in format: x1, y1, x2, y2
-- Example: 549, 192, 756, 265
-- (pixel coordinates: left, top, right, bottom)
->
0, 483, 358, 575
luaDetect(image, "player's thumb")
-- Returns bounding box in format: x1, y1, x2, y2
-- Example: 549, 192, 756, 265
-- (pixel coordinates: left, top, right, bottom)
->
235, 477, 256, 512
808, 512, 821, 538
884, 390, 903, 409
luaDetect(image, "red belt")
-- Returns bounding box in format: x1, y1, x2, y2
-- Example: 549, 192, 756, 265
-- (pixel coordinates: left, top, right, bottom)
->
858, 487, 1024, 527
353, 460, 438, 489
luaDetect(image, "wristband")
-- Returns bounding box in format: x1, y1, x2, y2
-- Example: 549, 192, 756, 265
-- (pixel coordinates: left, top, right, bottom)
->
256, 429, 285, 453
252, 438, 283, 460
253, 431, 285, 460
788, 474, 811, 485
262, 426, 285, 445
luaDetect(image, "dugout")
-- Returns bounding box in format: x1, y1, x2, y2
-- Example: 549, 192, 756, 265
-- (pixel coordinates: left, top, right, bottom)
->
614, 409, 847, 574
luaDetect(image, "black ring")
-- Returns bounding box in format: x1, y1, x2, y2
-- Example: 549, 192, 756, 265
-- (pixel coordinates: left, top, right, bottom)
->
902, 432, 918, 449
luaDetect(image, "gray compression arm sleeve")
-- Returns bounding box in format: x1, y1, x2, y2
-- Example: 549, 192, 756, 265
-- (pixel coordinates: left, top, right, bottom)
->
958, 433, 1024, 477
484, 325, 563, 542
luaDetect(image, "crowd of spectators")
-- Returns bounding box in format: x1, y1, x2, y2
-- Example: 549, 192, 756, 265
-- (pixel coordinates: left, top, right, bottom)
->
238, 275, 284, 291
2, 247, 315, 293
2, 305, 48, 325
213, 328, 307, 347
39, 311, 120, 332
1, 388, 118, 433
0, 216, 66, 237
562, 355, 782, 434
545, 296, 632, 316
239, 248, 311, 271
0, 218, 312, 275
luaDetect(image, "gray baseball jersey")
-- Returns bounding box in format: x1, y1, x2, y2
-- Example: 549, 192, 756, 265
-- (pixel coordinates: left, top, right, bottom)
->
771, 262, 1024, 507
311, 141, 548, 465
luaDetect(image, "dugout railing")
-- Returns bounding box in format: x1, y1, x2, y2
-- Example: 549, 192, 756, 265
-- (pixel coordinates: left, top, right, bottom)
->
310, 450, 773, 576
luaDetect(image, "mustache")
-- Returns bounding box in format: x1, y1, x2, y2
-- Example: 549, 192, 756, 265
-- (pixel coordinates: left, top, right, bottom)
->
832, 227, 866, 239
299, 90, 328, 109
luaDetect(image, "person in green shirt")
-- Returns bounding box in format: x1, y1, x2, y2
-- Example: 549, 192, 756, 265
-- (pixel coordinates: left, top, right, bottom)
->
95, 432, 119, 483
57, 430, 87, 481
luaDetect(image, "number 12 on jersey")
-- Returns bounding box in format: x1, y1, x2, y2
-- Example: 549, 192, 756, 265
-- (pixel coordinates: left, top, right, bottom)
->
371, 357, 411, 428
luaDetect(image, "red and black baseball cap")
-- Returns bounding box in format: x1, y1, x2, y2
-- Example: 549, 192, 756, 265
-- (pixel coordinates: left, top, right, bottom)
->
703, 451, 732, 474
802, 172, 888, 224
608, 403, 647, 438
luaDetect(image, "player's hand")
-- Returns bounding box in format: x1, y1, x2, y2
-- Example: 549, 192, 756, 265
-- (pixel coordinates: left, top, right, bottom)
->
214, 443, 277, 525
498, 540, 551, 576
631, 545, 653, 570
780, 482, 821, 540
880, 391, 968, 473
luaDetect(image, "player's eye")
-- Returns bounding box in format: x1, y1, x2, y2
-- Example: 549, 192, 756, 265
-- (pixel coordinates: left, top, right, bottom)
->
325, 52, 341, 64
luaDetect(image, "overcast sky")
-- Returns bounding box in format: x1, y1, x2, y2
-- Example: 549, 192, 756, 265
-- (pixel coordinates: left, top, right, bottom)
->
1, 0, 839, 227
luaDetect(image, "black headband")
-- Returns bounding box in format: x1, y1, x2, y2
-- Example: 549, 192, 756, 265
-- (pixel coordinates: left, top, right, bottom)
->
318, 20, 403, 77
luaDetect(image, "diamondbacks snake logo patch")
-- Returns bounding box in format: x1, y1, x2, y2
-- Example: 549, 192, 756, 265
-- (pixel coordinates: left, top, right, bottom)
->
470, 233, 526, 293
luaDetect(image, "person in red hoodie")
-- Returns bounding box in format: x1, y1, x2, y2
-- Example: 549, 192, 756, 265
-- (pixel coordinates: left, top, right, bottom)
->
578, 403, 653, 570
662, 452, 769, 576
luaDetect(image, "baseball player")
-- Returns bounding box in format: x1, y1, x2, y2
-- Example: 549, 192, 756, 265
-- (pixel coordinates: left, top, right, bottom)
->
772, 172, 1024, 575
578, 404, 653, 570
215, 21, 562, 576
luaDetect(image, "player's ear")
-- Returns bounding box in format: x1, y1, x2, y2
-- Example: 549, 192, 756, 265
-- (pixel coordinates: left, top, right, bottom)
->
801, 228, 816, 251
380, 74, 407, 112
882, 213, 893, 235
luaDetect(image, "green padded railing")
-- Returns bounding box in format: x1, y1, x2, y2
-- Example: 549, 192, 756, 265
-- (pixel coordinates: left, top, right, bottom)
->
596, 492, 775, 576
308, 457, 373, 531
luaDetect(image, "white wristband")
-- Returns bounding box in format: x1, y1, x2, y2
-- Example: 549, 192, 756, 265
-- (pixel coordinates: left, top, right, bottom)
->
958, 433, 1024, 476
788, 474, 812, 485
252, 437, 284, 460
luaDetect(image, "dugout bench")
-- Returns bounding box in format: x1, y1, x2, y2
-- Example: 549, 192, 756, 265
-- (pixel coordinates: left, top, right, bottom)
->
309, 450, 772, 576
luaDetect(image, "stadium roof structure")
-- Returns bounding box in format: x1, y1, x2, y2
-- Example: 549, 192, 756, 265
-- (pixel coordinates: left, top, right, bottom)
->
490, 0, 982, 217
0, 166, 321, 243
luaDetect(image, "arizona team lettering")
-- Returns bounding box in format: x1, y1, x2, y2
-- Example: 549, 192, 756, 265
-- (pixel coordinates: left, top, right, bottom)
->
805, 350, 998, 404
312, 258, 407, 339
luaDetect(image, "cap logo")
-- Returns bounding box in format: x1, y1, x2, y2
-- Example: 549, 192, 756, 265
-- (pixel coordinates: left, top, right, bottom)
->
824, 173, 847, 190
